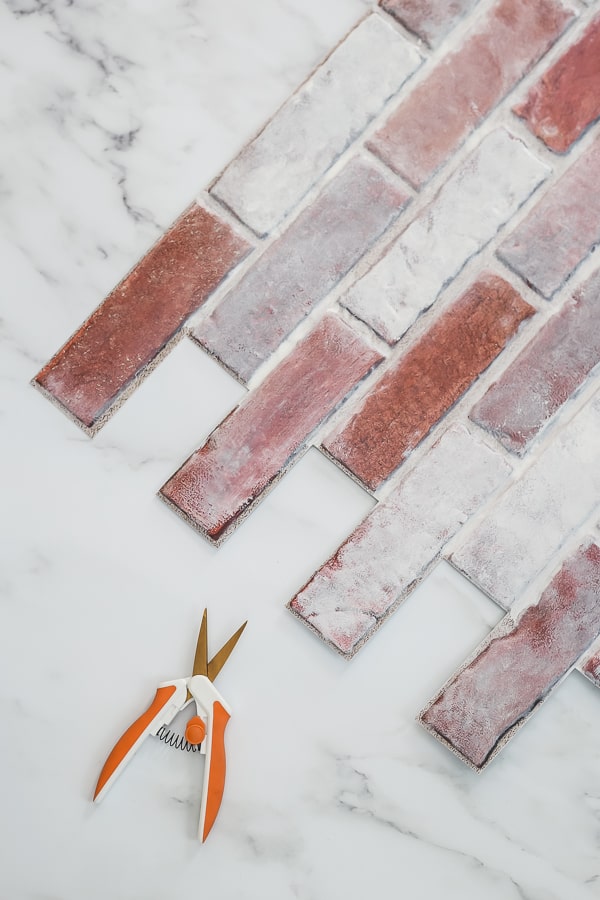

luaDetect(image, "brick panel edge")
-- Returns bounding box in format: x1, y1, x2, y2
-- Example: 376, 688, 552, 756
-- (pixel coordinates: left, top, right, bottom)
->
34, 203, 251, 433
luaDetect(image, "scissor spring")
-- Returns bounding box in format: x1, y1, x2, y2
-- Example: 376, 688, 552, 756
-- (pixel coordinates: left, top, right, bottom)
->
156, 725, 203, 753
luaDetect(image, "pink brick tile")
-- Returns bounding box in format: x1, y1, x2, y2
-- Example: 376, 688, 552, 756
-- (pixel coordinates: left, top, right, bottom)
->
324, 273, 534, 491
342, 129, 548, 343
211, 15, 422, 236
160, 315, 382, 544
451, 393, 600, 611
289, 425, 511, 657
514, 14, 600, 153
194, 158, 409, 384
379, 0, 479, 48
471, 266, 600, 455
421, 541, 600, 769
34, 204, 251, 433
368, 0, 572, 188
498, 138, 600, 298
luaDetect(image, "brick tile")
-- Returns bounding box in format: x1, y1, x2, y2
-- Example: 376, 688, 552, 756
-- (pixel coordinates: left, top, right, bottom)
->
34, 204, 251, 432
379, 0, 479, 47
421, 541, 600, 769
471, 266, 600, 455
514, 15, 600, 153
160, 315, 382, 544
451, 393, 600, 610
325, 273, 533, 490
210, 15, 422, 237
498, 138, 600, 298
342, 129, 548, 344
582, 643, 600, 687
289, 425, 511, 657
194, 158, 409, 384
368, 0, 571, 187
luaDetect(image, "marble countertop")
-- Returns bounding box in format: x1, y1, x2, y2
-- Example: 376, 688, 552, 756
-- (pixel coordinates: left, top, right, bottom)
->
3, 1, 600, 897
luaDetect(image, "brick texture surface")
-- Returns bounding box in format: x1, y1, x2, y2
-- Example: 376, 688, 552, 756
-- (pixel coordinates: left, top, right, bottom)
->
160, 315, 382, 544
498, 138, 600, 298
194, 158, 409, 383
379, 0, 479, 47
452, 394, 600, 611
35, 204, 250, 431
342, 129, 547, 343
290, 425, 510, 656
210, 15, 421, 236
471, 266, 600, 455
324, 273, 534, 490
422, 542, 600, 769
368, 0, 572, 188
514, 15, 600, 153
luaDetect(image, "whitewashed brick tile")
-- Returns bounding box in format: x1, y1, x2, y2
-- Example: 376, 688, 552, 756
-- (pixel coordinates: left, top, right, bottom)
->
342, 129, 549, 344
210, 14, 422, 236
451, 393, 600, 610
289, 425, 511, 656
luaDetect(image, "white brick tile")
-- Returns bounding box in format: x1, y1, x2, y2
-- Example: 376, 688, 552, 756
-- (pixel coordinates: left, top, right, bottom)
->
211, 14, 422, 236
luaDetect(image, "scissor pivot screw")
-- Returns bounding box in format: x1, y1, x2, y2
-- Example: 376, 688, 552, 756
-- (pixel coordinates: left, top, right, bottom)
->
185, 716, 207, 746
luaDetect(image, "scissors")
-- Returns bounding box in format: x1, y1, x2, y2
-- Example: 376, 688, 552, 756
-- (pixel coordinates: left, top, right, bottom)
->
93, 610, 247, 841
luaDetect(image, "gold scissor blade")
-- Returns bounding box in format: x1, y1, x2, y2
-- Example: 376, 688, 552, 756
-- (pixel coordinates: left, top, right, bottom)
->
192, 609, 209, 677
207, 621, 247, 683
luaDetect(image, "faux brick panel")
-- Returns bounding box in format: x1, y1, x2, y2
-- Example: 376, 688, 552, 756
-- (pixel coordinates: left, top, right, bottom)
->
422, 541, 600, 769
210, 15, 421, 236
451, 393, 600, 610
514, 15, 600, 153
342, 129, 548, 344
34, 204, 251, 432
379, 0, 479, 48
289, 425, 511, 657
325, 273, 533, 490
160, 315, 382, 544
368, 0, 571, 188
497, 138, 600, 298
471, 266, 600, 455
194, 158, 409, 383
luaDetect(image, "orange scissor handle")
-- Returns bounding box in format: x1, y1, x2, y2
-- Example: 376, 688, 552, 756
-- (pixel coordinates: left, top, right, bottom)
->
94, 684, 177, 801
202, 701, 231, 842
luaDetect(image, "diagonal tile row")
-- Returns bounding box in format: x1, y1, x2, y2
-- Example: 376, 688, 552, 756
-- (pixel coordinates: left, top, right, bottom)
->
34, 1, 600, 769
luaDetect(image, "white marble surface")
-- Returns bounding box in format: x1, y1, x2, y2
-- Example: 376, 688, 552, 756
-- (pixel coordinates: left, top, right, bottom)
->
3, 2, 600, 898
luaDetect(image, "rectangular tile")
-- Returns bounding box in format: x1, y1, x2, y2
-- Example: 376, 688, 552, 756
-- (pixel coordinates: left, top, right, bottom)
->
514, 14, 600, 153
452, 393, 600, 610
194, 157, 409, 383
471, 266, 600, 455
160, 315, 382, 544
325, 273, 533, 490
34, 204, 251, 433
342, 129, 548, 344
379, 0, 480, 48
421, 541, 600, 769
289, 425, 511, 657
210, 15, 422, 237
498, 138, 600, 299
369, 0, 572, 187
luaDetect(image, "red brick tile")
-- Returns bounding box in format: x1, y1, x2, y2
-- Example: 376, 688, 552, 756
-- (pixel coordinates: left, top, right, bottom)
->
498, 139, 600, 299
160, 315, 382, 544
35, 204, 251, 432
194, 158, 409, 384
323, 273, 534, 491
379, 0, 479, 47
471, 266, 600, 455
421, 541, 600, 769
368, 0, 572, 187
514, 15, 600, 153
